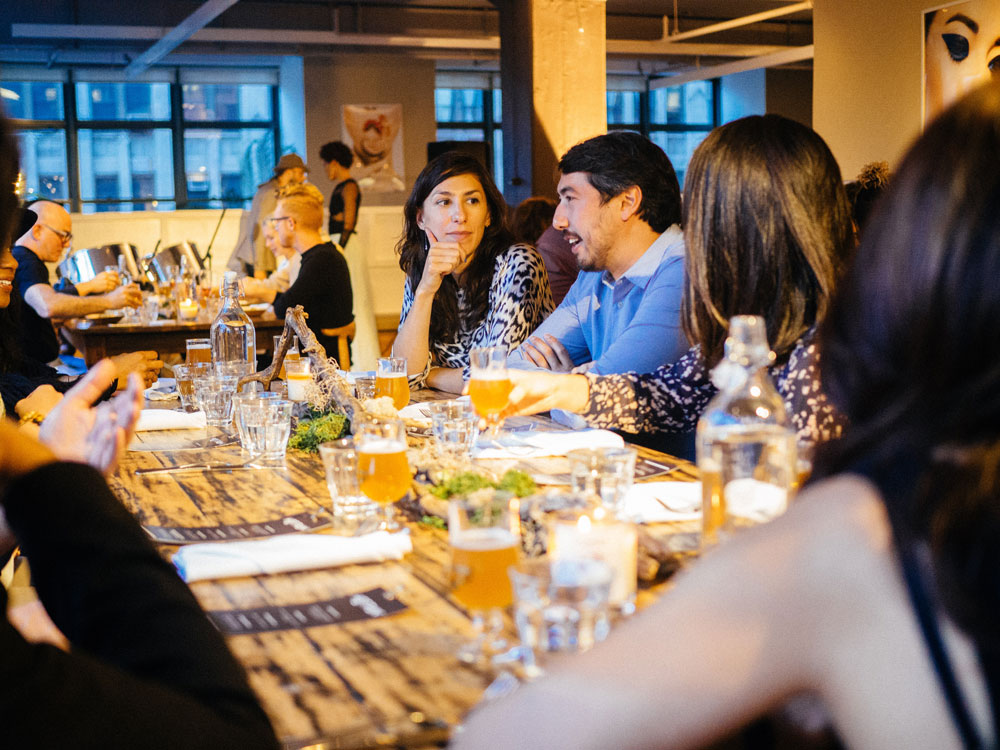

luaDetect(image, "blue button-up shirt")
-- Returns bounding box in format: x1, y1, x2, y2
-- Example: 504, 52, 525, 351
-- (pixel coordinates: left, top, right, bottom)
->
508, 225, 688, 375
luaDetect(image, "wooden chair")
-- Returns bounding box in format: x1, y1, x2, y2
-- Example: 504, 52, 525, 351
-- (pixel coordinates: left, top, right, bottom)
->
320, 321, 356, 369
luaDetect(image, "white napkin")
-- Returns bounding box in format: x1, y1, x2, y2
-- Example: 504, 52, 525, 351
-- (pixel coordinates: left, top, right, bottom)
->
472, 429, 624, 459
725, 478, 788, 522
625, 481, 702, 523
172, 531, 413, 582
397, 403, 432, 424
135, 409, 207, 431
145, 378, 179, 402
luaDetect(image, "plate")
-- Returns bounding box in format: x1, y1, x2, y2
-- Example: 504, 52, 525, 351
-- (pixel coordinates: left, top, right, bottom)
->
244, 302, 270, 314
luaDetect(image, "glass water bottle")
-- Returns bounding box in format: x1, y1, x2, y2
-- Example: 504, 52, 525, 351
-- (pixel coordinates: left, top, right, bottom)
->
210, 271, 256, 366
696, 315, 797, 548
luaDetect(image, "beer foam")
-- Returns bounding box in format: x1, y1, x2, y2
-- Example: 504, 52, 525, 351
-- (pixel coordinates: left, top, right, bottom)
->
357, 438, 407, 453
451, 527, 518, 550
469, 370, 509, 381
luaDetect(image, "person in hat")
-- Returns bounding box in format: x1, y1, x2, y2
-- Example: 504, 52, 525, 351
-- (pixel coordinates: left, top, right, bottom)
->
227, 153, 308, 278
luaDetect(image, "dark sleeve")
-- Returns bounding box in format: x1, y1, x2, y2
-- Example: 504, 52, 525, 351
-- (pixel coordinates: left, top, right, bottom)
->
52, 278, 81, 296
274, 249, 353, 328
13, 251, 50, 293
0, 463, 278, 750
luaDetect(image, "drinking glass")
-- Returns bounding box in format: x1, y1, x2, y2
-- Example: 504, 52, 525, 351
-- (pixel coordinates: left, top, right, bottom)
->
354, 416, 410, 532
117, 254, 133, 286
186, 337, 212, 364
468, 346, 511, 440
428, 399, 479, 461
240, 399, 293, 462
354, 375, 376, 401
274, 334, 300, 380
566, 447, 637, 515
193, 375, 238, 427
173, 362, 211, 412
233, 392, 279, 448
319, 439, 379, 534
375, 357, 409, 410
285, 359, 312, 402
448, 492, 520, 663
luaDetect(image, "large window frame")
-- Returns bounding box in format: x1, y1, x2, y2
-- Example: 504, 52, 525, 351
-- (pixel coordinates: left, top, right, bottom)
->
4, 69, 280, 212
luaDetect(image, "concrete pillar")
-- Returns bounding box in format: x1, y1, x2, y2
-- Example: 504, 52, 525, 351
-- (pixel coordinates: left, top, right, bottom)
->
498, 0, 607, 204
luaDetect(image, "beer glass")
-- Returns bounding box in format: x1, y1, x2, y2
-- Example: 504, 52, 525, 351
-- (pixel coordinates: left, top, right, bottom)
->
448, 493, 520, 663
354, 416, 410, 532
375, 357, 409, 410
468, 346, 511, 440
186, 337, 212, 364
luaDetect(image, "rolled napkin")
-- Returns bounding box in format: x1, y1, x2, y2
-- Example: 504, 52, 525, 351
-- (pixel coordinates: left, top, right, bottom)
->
625, 481, 702, 523
135, 409, 207, 432
145, 378, 179, 402
172, 531, 413, 582
472, 428, 624, 459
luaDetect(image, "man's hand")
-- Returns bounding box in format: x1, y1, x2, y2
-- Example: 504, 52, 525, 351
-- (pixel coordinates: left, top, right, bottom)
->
501, 369, 590, 417
76, 270, 119, 296
106, 283, 143, 310
416, 229, 463, 296
38, 360, 142, 475
15, 384, 62, 420
109, 350, 163, 389
521, 334, 576, 372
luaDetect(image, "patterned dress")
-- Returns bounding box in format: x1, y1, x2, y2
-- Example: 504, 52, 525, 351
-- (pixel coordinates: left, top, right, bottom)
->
400, 243, 554, 383
580, 330, 843, 445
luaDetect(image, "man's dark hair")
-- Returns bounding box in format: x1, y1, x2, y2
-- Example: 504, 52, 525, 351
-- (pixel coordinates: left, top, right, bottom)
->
558, 131, 681, 233
319, 141, 353, 169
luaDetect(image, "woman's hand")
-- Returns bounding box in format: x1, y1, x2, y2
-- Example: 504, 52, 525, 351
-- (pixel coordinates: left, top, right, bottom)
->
38, 360, 143, 475
15, 384, 62, 420
502, 370, 591, 417
416, 229, 463, 295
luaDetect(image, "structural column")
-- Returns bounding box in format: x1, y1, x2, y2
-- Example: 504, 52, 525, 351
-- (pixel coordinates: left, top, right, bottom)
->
498, 0, 607, 204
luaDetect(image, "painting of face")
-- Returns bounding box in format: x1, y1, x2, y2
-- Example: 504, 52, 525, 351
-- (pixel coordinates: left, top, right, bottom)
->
925, 1, 1000, 122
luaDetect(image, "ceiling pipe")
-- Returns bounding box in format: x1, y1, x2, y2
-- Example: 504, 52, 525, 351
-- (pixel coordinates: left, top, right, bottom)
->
649, 44, 814, 89
124, 0, 240, 79
659, 0, 812, 43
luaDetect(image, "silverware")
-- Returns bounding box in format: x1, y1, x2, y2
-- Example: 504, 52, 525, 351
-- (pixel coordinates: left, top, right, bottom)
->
135, 460, 260, 476
652, 494, 701, 514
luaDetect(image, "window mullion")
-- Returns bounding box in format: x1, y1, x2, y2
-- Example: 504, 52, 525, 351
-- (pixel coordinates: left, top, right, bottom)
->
171, 73, 188, 210
65, 73, 81, 213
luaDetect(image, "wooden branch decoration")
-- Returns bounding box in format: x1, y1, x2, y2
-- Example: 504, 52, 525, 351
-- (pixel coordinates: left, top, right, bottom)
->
238, 306, 364, 423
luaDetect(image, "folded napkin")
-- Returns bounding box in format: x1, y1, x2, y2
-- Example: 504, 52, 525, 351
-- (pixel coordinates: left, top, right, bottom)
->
145, 378, 179, 402
135, 409, 207, 432
625, 481, 702, 523
172, 531, 413, 582
397, 403, 432, 424
472, 428, 624, 459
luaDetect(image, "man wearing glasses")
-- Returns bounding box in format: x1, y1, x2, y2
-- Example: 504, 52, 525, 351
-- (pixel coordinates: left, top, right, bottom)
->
13, 201, 145, 367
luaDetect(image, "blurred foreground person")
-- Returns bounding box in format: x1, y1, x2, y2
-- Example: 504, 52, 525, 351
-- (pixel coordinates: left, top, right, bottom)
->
455, 84, 1000, 750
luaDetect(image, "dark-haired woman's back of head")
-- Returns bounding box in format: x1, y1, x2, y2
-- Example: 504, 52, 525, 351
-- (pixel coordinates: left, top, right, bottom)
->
821, 81, 1000, 650
681, 114, 854, 368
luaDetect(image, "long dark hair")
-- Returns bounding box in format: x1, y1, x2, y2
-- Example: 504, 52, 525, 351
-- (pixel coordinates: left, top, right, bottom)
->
818, 82, 1000, 649
397, 152, 512, 343
681, 115, 853, 367
0, 109, 22, 374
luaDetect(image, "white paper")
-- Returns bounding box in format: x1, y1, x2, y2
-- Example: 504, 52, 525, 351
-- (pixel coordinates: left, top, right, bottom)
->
135, 409, 207, 432
624, 481, 703, 523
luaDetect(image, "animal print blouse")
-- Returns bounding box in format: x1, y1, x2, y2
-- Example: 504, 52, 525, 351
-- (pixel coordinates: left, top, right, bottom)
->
580, 331, 843, 445
400, 244, 554, 384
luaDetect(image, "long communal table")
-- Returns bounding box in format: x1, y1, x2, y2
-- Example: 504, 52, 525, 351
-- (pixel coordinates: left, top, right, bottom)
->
110, 393, 699, 750
62, 313, 287, 366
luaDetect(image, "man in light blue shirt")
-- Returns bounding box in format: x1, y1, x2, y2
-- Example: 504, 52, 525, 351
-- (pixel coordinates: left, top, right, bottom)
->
508, 131, 688, 376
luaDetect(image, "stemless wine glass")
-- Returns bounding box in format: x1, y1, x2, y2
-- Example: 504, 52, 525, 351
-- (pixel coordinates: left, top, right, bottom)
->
375, 357, 409, 410
448, 492, 520, 664
354, 416, 410, 532
468, 346, 512, 440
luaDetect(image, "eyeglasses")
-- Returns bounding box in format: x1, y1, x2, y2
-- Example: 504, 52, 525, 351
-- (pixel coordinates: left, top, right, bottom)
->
42, 224, 72, 244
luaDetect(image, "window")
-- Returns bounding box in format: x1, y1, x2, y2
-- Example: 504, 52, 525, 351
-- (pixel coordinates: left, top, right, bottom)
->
433, 82, 503, 188
4, 72, 279, 212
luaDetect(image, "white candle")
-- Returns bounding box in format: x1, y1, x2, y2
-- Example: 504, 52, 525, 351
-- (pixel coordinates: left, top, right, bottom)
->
550, 512, 638, 614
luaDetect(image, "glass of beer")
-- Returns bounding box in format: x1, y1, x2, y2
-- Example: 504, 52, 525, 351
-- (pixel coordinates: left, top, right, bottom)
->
468, 346, 512, 440
448, 492, 520, 663
375, 357, 409, 410
274, 334, 300, 380
186, 337, 212, 364
354, 416, 411, 532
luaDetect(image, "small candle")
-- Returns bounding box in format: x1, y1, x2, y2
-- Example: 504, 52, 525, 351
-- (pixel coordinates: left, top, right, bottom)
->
178, 298, 198, 321
550, 511, 638, 614
285, 359, 311, 402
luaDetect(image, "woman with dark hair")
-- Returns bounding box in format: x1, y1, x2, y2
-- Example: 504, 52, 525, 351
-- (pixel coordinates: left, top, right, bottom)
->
393, 152, 553, 392
319, 140, 361, 249
504, 115, 850, 446
456, 83, 1000, 750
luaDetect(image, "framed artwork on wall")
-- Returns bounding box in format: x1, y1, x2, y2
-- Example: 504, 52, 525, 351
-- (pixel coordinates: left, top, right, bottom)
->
342, 104, 405, 193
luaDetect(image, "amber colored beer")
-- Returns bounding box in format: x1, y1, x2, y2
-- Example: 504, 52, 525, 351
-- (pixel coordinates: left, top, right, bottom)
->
278, 348, 300, 381
357, 439, 410, 505
375, 373, 409, 410
186, 340, 211, 364
450, 528, 518, 610
469, 377, 512, 418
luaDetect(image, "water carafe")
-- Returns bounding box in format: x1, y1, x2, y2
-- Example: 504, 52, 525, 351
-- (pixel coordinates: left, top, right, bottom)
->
210, 271, 256, 366
696, 316, 796, 547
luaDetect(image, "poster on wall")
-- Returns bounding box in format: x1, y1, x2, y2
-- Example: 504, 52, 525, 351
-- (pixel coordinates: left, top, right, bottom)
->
342, 104, 406, 192
923, 1, 1000, 124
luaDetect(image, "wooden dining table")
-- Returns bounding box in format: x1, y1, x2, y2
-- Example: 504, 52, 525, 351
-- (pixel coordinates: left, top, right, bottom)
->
62, 312, 287, 366
110, 391, 700, 750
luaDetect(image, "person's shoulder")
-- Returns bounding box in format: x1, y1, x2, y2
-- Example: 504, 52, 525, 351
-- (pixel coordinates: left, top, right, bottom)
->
498, 243, 544, 264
